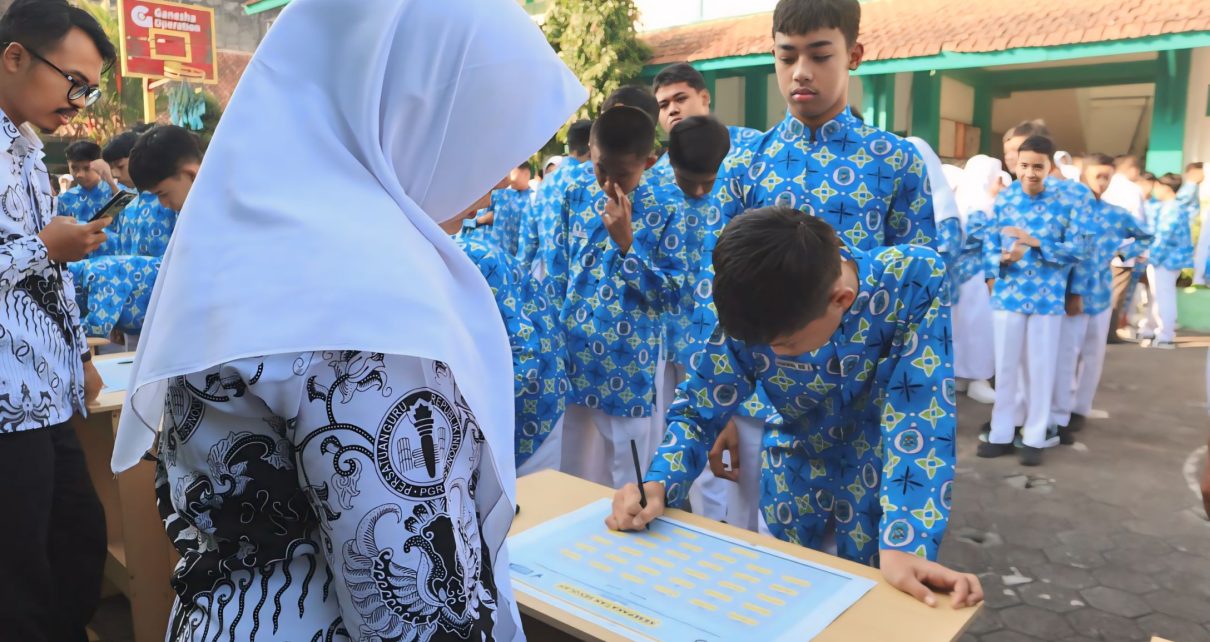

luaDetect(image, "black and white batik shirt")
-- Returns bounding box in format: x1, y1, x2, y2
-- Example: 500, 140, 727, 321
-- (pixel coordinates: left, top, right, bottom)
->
0, 110, 88, 434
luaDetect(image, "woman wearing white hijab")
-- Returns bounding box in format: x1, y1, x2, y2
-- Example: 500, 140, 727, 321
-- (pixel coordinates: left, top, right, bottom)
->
951, 155, 1006, 405
109, 0, 585, 639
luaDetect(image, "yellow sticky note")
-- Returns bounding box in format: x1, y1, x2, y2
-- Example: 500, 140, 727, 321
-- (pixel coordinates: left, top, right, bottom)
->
743, 602, 772, 617
757, 593, 786, 606
729, 612, 758, 626
690, 598, 717, 612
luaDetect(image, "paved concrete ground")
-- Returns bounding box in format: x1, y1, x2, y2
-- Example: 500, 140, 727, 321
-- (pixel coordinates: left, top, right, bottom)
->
946, 335, 1210, 642
90, 336, 1210, 642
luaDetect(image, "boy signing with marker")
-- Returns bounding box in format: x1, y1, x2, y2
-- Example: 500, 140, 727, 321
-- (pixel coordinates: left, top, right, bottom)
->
609, 208, 983, 608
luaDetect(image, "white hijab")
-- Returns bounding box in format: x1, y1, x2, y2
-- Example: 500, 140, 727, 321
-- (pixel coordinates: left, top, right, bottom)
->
955, 155, 1004, 225
112, 0, 584, 629
907, 137, 959, 223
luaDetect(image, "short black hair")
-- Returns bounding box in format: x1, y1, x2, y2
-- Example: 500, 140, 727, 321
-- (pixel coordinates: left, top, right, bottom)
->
1139, 171, 1157, 182
590, 106, 655, 159
603, 85, 659, 126
668, 115, 730, 176
1085, 152, 1115, 168
652, 62, 706, 94
1158, 172, 1183, 193
772, 0, 861, 47
516, 161, 532, 173
1187, 162, 1204, 172
0, 0, 116, 69
101, 131, 139, 163
1004, 119, 1050, 142
567, 119, 592, 156
64, 140, 100, 163
129, 125, 202, 192
713, 207, 841, 344
1017, 135, 1055, 159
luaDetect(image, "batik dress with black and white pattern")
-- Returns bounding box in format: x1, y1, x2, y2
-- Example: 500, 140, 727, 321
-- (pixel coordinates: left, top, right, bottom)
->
157, 351, 501, 642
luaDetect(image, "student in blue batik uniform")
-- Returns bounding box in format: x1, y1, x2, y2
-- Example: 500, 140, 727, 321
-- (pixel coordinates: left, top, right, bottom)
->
517, 120, 592, 274
547, 106, 687, 489
655, 116, 735, 521
607, 209, 984, 609
101, 130, 177, 258
1051, 154, 1152, 440
440, 197, 568, 474
687, 0, 945, 532
649, 62, 761, 190
490, 162, 534, 257
128, 124, 202, 218
979, 136, 1087, 466
58, 140, 122, 256
1137, 172, 1201, 349
67, 256, 160, 349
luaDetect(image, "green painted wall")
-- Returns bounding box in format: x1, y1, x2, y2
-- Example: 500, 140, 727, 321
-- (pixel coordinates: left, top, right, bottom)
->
910, 71, 941, 149
1147, 49, 1192, 174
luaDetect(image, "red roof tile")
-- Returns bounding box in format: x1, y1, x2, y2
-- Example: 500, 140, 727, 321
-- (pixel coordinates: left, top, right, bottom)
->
642, 0, 1210, 66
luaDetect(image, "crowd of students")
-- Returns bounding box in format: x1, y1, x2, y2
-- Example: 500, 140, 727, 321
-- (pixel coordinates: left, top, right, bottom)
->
5, 0, 1210, 639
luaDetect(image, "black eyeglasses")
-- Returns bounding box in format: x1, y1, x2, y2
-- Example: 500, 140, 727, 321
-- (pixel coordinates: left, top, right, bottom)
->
22, 45, 102, 108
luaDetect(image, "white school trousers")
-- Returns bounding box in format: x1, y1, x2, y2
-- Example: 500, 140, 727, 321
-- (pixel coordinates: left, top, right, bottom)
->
953, 276, 996, 381
724, 415, 767, 532
1072, 309, 1113, 417
660, 361, 729, 521
1139, 265, 1180, 343
991, 311, 1062, 448
562, 356, 668, 489
1051, 314, 1089, 428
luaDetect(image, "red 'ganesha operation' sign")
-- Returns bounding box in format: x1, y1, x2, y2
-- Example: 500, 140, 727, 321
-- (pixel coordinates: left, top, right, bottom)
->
118, 0, 219, 84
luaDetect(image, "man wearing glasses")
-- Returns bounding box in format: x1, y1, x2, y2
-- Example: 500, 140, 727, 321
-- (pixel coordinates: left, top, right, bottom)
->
0, 1, 116, 640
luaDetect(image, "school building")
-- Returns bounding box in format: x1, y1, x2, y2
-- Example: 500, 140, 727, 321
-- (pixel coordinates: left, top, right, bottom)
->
638, 0, 1210, 174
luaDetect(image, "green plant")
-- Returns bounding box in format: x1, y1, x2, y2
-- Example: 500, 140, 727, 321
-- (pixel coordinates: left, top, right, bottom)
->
541, 0, 648, 141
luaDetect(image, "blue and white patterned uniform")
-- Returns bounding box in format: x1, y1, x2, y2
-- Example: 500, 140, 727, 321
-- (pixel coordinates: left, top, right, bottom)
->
490, 188, 533, 258
118, 191, 178, 258
518, 157, 585, 272
67, 255, 160, 337
58, 181, 122, 257
1070, 199, 1152, 315
452, 236, 566, 466
984, 181, 1088, 316
1145, 183, 1199, 271
546, 172, 686, 417
646, 245, 955, 565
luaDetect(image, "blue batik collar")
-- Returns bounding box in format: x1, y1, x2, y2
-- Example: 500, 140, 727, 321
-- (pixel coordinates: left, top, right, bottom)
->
779, 105, 861, 145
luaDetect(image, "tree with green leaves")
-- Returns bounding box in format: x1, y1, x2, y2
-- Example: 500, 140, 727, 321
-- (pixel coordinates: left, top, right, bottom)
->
63, 0, 141, 144
541, 0, 648, 126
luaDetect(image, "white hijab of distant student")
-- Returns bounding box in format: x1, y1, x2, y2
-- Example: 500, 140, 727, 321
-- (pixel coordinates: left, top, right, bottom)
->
955, 155, 1005, 225
907, 137, 959, 223
111, 0, 585, 629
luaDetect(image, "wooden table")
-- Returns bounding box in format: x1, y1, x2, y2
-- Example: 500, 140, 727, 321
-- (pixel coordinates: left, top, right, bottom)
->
75, 352, 176, 642
510, 470, 981, 642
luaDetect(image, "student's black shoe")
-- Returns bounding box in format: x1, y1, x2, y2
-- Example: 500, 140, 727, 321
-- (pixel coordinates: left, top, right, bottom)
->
1068, 413, 1086, 433
979, 423, 1022, 444
1058, 425, 1076, 446
1019, 446, 1044, 466
977, 442, 1015, 459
